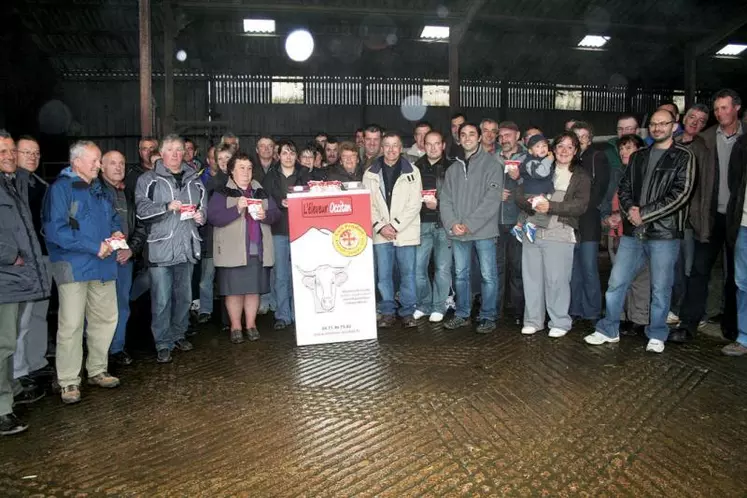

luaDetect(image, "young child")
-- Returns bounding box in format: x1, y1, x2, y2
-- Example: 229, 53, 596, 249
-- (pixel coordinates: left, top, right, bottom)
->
510, 134, 554, 243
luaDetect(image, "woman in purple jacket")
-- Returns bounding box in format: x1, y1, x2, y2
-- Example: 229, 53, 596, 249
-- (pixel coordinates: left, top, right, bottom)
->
207, 152, 280, 344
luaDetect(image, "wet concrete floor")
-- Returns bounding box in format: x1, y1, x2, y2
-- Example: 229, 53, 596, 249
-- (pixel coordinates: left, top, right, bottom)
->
1, 316, 746, 497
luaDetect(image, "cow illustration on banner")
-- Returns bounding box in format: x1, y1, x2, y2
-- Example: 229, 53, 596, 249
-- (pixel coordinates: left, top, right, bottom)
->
296, 263, 349, 313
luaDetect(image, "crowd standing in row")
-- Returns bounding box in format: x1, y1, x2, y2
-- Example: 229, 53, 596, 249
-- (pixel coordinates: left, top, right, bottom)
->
1, 88, 746, 436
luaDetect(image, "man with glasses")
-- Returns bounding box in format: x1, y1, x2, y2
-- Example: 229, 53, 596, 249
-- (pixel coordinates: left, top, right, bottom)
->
586, 109, 696, 353
671, 89, 744, 344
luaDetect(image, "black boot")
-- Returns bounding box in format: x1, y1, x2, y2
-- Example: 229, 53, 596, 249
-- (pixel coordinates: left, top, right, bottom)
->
668, 326, 695, 344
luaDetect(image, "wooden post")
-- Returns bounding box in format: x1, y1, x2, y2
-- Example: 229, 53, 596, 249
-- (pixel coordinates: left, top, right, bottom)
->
163, 0, 175, 134
139, 0, 152, 136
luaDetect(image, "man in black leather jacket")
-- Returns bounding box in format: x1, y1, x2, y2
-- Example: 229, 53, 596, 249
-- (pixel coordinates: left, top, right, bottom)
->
585, 109, 696, 354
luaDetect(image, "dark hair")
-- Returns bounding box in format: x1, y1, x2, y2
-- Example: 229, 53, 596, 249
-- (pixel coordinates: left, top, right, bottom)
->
0, 129, 12, 140
17, 134, 38, 144
712, 88, 742, 107
382, 131, 403, 142
658, 101, 680, 116
276, 138, 297, 155
355, 128, 364, 135
551, 131, 582, 171
570, 121, 594, 136
617, 133, 645, 150
524, 125, 542, 133
414, 120, 432, 131
140, 136, 158, 144
183, 137, 195, 147
450, 112, 466, 121
256, 134, 275, 145
325, 136, 338, 146
498, 121, 519, 132
314, 132, 329, 140
616, 114, 639, 125
364, 124, 383, 135
299, 142, 317, 156
227, 151, 253, 176
458, 122, 481, 137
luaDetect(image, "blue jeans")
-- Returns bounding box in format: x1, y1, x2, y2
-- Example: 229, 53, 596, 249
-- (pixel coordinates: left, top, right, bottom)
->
110, 261, 133, 354
415, 223, 452, 314
374, 243, 416, 317
130, 267, 150, 301
570, 241, 602, 320
149, 263, 194, 351
452, 238, 499, 321
735, 227, 747, 347
273, 235, 293, 323
596, 236, 680, 341
199, 257, 215, 315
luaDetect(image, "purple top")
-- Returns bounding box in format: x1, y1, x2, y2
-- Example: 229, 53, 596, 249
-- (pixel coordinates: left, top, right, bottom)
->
207, 184, 280, 260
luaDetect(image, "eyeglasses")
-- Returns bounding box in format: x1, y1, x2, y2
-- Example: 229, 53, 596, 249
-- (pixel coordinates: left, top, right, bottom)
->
649, 121, 674, 129
18, 151, 40, 158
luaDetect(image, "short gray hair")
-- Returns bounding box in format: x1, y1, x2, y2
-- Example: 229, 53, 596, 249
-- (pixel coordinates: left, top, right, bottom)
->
159, 134, 185, 153
688, 103, 710, 116
69, 140, 97, 164
221, 132, 239, 143
0, 129, 12, 140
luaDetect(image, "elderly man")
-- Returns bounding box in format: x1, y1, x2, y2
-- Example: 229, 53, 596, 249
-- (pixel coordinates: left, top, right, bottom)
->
43, 141, 122, 404
13, 136, 54, 394
136, 135, 206, 363
100, 150, 146, 367
363, 132, 422, 329
0, 131, 50, 434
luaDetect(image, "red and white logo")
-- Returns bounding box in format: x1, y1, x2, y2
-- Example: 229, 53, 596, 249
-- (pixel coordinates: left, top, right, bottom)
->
302, 197, 353, 217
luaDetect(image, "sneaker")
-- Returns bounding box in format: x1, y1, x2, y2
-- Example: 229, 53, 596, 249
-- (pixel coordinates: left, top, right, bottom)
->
13, 386, 45, 406
402, 316, 418, 328
721, 342, 747, 357
476, 319, 496, 334
190, 299, 200, 312
697, 320, 708, 331
377, 315, 396, 328
230, 329, 245, 344
0, 413, 28, 436
245, 328, 260, 341
60, 385, 81, 404
174, 339, 194, 352
87, 372, 120, 388
510, 225, 524, 242
525, 222, 537, 243
429, 312, 444, 323
521, 326, 540, 335
257, 306, 269, 315
413, 310, 426, 320
548, 327, 568, 338
646, 339, 665, 353
274, 320, 290, 330
666, 312, 680, 325
18, 375, 37, 391
444, 316, 471, 330
157, 348, 173, 364
197, 313, 212, 324
584, 331, 620, 345
110, 351, 133, 367
445, 295, 456, 311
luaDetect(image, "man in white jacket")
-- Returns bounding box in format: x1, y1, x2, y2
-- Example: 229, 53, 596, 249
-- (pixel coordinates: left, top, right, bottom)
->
363, 132, 422, 329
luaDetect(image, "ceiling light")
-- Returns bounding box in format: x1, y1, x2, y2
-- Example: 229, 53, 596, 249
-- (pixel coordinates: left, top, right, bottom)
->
578, 35, 610, 48
285, 29, 314, 62
716, 44, 747, 56
420, 26, 449, 40
243, 19, 275, 34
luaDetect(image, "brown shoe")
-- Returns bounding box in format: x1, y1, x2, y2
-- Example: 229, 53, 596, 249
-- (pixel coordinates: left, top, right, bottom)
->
230, 329, 245, 344
721, 342, 747, 357
402, 316, 418, 328
377, 315, 396, 328
87, 372, 120, 388
60, 385, 81, 404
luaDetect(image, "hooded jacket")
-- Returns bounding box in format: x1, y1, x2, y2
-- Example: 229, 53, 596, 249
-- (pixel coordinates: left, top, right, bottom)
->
135, 160, 206, 266
0, 169, 51, 304
618, 142, 696, 239
43, 167, 121, 285
440, 146, 504, 241
363, 156, 422, 246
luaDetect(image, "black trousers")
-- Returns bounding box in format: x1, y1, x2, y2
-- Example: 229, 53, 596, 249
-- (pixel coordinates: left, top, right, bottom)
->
496, 225, 524, 319
679, 213, 737, 339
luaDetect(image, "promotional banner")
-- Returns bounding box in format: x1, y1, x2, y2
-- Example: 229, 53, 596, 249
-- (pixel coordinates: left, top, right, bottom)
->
287, 189, 377, 346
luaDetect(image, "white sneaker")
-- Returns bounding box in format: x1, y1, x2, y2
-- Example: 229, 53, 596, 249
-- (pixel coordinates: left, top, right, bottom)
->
521, 326, 540, 335
646, 339, 665, 353
413, 310, 426, 320
584, 331, 620, 345
445, 294, 456, 311
429, 312, 444, 323
548, 328, 568, 338
666, 312, 680, 325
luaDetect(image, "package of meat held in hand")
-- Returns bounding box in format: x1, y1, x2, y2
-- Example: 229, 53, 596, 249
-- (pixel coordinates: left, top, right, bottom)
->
421, 189, 437, 202
105, 235, 130, 250
308, 180, 343, 193
504, 160, 521, 173
180, 204, 196, 220
246, 198, 264, 220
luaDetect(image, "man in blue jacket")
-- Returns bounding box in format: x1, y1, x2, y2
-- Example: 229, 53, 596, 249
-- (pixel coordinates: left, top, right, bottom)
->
43, 141, 123, 404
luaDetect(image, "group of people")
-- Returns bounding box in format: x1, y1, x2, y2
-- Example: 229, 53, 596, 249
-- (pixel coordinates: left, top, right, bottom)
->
1, 87, 746, 437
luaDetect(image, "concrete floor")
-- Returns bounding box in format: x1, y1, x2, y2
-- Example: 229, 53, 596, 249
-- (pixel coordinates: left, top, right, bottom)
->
1, 316, 746, 497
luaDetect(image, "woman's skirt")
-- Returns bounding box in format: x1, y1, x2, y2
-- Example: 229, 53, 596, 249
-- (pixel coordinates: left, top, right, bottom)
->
217, 257, 270, 296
